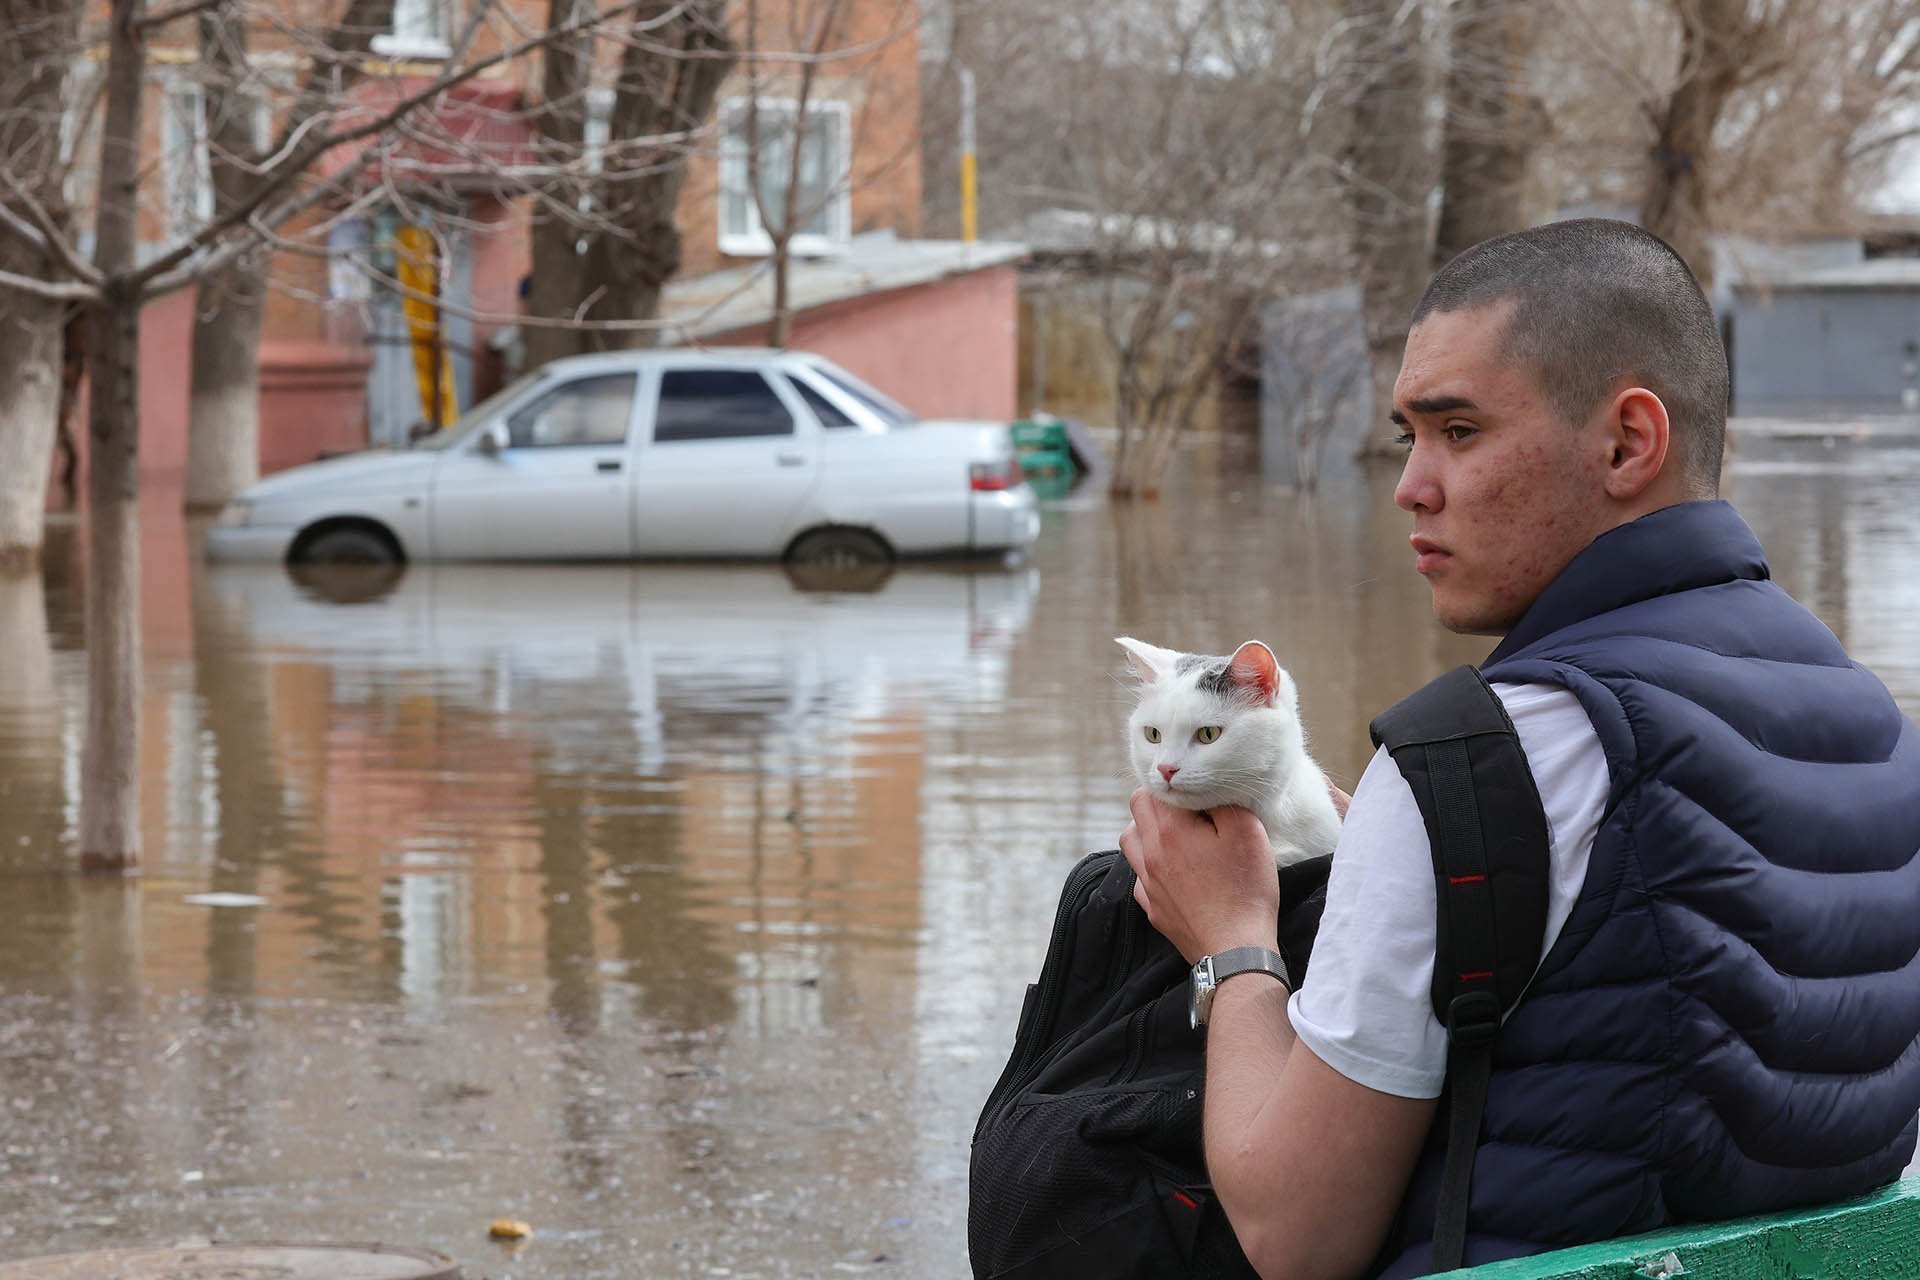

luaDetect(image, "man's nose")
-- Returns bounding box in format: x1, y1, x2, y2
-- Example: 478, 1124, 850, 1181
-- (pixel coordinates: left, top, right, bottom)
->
1394, 446, 1442, 513
1158, 764, 1179, 782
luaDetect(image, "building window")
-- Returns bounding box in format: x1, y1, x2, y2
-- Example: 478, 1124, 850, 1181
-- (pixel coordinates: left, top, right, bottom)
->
718, 97, 851, 258
160, 81, 273, 237
372, 0, 452, 59
161, 82, 213, 237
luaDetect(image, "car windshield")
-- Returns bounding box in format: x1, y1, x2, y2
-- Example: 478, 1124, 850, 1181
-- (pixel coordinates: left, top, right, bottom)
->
410, 371, 548, 450
811, 364, 917, 428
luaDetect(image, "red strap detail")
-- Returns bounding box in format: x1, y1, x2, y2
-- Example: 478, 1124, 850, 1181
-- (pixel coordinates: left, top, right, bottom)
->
1172, 1190, 1199, 1211
1448, 874, 1486, 885
1458, 971, 1494, 982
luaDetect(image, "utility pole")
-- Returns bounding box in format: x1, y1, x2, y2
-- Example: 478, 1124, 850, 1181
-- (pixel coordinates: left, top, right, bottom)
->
959, 65, 977, 242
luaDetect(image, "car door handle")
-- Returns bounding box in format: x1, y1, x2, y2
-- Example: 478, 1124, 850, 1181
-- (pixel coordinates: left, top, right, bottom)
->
776, 452, 806, 467
597, 459, 623, 473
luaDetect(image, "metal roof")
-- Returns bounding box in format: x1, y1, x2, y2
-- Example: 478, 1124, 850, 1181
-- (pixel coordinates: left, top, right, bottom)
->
1733, 257, 1920, 292
657, 233, 1028, 341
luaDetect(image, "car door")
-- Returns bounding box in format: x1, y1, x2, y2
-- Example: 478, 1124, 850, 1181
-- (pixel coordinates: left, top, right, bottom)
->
430, 371, 638, 560
629, 367, 821, 556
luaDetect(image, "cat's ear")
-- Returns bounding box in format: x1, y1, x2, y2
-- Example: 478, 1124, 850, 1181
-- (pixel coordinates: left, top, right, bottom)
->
1227, 640, 1293, 707
1115, 636, 1178, 683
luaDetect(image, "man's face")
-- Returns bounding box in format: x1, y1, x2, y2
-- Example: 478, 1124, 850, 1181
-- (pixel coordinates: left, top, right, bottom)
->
1391, 303, 1614, 635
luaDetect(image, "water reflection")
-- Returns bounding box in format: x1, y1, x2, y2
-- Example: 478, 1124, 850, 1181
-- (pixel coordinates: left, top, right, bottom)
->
0, 431, 1915, 1277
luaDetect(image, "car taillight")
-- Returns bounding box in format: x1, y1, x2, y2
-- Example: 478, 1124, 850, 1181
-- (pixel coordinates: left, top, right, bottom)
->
971, 460, 1019, 491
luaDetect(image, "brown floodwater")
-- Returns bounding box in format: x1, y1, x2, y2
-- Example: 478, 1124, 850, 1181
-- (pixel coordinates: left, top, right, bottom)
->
0, 429, 1915, 1279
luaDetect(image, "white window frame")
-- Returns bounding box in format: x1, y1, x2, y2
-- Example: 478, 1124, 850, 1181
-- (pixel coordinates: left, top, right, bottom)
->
718, 96, 852, 258
372, 0, 452, 60
161, 79, 274, 238
161, 81, 213, 237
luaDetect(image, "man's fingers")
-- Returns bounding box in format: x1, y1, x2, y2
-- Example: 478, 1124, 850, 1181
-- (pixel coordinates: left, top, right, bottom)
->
1132, 877, 1152, 919
1119, 818, 1143, 877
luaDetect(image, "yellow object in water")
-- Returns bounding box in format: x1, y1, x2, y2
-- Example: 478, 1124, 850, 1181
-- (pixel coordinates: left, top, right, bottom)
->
487, 1218, 533, 1240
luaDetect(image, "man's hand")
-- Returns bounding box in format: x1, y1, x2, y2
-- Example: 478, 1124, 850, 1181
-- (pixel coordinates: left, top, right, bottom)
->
1119, 789, 1281, 965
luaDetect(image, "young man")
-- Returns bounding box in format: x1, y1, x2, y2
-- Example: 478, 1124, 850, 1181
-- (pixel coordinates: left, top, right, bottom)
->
1119, 220, 1920, 1279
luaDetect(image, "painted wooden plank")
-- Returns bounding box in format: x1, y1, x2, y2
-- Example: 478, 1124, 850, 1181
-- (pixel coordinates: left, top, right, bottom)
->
1441, 1177, 1920, 1279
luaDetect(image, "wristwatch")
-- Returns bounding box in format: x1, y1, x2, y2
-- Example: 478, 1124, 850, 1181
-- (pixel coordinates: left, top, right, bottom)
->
1189, 946, 1292, 1030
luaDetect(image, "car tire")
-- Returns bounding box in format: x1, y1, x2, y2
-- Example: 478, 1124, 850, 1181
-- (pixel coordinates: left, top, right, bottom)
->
785, 526, 892, 568
295, 525, 401, 566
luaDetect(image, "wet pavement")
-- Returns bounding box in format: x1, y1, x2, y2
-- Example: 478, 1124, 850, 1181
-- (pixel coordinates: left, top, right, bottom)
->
0, 429, 1915, 1279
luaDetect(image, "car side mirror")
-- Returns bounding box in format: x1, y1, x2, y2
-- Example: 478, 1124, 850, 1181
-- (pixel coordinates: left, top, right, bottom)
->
475, 422, 508, 458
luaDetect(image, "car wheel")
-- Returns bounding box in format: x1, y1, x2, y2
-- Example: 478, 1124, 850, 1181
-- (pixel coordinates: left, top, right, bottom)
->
295, 525, 400, 565
786, 526, 892, 568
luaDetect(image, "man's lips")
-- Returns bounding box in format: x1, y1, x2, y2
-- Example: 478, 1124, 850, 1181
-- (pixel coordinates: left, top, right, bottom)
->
1410, 534, 1450, 574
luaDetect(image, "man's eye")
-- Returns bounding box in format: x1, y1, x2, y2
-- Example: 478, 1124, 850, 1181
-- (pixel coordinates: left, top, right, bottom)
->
1391, 432, 1414, 448
1443, 423, 1477, 442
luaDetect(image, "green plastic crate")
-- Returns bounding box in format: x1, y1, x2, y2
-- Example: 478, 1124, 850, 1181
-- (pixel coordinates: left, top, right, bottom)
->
1009, 418, 1074, 479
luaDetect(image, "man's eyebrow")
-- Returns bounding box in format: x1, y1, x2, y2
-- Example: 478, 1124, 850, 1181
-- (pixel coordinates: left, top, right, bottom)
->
1388, 395, 1481, 426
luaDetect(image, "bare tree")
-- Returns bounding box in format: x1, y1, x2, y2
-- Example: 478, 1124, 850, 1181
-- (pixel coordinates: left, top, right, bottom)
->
944, 0, 1362, 498
1339, 0, 1440, 441
730, 0, 917, 347
1434, 0, 1543, 266
183, 0, 397, 512
523, 0, 735, 367
0, 0, 83, 569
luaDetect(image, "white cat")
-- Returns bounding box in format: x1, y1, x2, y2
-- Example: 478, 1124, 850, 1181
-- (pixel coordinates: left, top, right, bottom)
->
1117, 636, 1341, 867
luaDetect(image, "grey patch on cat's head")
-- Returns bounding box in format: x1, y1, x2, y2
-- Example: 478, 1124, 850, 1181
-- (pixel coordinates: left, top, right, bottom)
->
1174, 653, 1236, 698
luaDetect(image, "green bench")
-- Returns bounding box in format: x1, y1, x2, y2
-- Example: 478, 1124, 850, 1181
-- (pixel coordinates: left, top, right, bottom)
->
1445, 1176, 1920, 1278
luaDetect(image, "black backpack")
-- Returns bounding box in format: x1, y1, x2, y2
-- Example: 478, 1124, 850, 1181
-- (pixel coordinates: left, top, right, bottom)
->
968, 666, 1552, 1280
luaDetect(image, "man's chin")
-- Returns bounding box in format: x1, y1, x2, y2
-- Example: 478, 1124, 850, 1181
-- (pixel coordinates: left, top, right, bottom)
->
1431, 590, 1520, 637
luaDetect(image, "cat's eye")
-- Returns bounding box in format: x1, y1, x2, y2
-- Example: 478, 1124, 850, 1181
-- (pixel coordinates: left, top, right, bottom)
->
1195, 726, 1222, 744
1143, 726, 1161, 744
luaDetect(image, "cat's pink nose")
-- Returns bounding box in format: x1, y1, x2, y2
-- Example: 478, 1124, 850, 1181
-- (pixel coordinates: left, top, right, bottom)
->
1158, 764, 1179, 783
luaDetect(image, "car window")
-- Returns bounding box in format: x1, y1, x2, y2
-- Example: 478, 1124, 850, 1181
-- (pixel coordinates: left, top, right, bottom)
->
788, 376, 859, 429
414, 371, 546, 450
654, 369, 795, 442
812, 365, 916, 427
503, 373, 636, 448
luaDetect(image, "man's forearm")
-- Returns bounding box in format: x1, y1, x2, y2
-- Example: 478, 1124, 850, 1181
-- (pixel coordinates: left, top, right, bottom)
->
1202, 977, 1299, 1264
1203, 980, 1436, 1280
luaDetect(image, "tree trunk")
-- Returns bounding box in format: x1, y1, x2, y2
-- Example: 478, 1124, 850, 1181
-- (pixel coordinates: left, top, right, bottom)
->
1342, 0, 1438, 448
769, 239, 794, 348
525, 0, 734, 366
185, 266, 266, 511
0, 0, 84, 564
1434, 0, 1540, 268
183, 0, 394, 504
79, 0, 146, 874
1640, 3, 1745, 292
0, 298, 63, 568
184, 8, 268, 512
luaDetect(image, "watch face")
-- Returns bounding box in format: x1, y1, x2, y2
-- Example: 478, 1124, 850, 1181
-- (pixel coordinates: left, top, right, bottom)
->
1189, 958, 1213, 1031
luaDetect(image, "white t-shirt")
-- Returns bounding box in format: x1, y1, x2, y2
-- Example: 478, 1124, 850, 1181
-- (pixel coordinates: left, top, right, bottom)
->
1287, 682, 1610, 1100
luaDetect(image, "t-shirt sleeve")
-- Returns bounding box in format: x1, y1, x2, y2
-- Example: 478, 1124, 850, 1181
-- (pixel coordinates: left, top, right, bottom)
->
1287, 681, 1607, 1100
1287, 744, 1450, 1099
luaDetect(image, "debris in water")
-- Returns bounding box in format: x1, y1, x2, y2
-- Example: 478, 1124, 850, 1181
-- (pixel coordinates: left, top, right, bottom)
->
488, 1218, 533, 1240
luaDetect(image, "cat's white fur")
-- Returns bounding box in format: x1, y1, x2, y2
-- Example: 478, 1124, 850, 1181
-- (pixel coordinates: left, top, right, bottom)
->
1117, 636, 1341, 867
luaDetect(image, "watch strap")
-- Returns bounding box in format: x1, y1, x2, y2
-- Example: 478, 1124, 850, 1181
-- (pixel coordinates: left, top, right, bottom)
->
1210, 946, 1292, 991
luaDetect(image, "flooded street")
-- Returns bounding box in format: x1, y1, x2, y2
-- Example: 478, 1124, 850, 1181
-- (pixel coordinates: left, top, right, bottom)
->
0, 430, 1916, 1279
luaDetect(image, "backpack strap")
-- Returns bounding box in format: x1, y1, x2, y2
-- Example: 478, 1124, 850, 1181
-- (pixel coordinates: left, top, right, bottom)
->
1369, 665, 1551, 1274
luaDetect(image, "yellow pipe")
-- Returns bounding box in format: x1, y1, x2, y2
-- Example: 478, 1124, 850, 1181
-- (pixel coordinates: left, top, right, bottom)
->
961, 151, 977, 244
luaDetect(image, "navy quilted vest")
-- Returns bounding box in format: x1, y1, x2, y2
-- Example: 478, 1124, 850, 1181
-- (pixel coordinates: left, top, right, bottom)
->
1377, 500, 1920, 1277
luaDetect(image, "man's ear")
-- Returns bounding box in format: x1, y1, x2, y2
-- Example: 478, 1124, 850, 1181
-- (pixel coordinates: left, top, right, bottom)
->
1603, 386, 1671, 502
